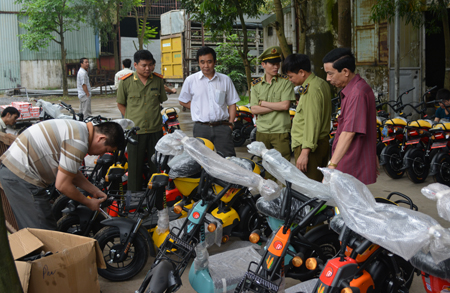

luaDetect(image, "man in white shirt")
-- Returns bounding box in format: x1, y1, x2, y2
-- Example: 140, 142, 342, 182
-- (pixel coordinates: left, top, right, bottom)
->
77, 58, 92, 118
114, 59, 134, 90
178, 46, 240, 157
0, 107, 20, 133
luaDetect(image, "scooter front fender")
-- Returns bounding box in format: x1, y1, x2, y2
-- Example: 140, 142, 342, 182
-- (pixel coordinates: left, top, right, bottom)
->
429, 152, 446, 176
100, 217, 156, 257
400, 147, 420, 171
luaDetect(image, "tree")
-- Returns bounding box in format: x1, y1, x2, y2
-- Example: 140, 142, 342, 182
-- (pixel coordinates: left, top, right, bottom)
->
133, 21, 158, 51
371, 0, 450, 89
88, 0, 137, 72
0, 196, 22, 293
215, 41, 248, 94
338, 0, 351, 48
180, 0, 266, 100
273, 0, 292, 57
134, 0, 152, 50
17, 0, 89, 96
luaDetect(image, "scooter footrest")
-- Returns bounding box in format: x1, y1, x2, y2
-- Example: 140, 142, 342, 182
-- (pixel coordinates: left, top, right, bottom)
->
237, 268, 279, 293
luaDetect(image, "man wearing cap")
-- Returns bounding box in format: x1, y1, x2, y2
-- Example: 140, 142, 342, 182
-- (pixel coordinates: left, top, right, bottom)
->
250, 46, 295, 163
117, 49, 168, 192
179, 46, 240, 157
282, 54, 332, 182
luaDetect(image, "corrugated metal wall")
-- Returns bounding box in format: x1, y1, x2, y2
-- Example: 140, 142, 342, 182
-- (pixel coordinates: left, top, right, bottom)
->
18, 17, 96, 61
0, 1, 22, 11
0, 13, 22, 89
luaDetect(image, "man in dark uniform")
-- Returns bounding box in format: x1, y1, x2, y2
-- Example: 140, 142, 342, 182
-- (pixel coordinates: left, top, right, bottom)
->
117, 50, 168, 192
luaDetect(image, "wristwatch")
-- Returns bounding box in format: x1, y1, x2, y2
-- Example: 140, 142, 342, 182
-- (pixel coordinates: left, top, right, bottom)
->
327, 160, 338, 167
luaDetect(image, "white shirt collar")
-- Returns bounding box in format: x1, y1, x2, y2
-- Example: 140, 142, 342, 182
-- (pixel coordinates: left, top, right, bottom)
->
199, 71, 218, 81
0, 118, 7, 132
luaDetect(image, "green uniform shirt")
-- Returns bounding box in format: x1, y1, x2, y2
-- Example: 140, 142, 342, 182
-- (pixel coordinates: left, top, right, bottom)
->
291, 73, 332, 151
116, 72, 168, 134
250, 74, 295, 134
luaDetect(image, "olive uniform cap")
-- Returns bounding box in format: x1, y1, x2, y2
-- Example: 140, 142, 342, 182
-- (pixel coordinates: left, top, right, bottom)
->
259, 46, 282, 63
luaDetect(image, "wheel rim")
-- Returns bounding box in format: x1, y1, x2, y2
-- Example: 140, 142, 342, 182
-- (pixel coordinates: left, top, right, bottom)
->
411, 156, 426, 176
389, 152, 403, 171
440, 161, 450, 182
103, 237, 136, 269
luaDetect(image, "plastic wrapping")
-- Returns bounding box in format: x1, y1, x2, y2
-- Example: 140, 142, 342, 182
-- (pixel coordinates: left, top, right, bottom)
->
194, 241, 209, 272
321, 168, 450, 263
256, 189, 308, 222
207, 245, 262, 292
226, 157, 253, 171
247, 142, 332, 203
156, 208, 170, 234
112, 118, 135, 130
154, 130, 185, 156
421, 183, 450, 222
168, 151, 202, 179
36, 99, 72, 119
160, 131, 281, 201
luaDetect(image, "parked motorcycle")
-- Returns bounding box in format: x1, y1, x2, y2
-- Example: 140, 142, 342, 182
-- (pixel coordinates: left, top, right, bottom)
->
232, 105, 256, 147
161, 107, 181, 135
429, 118, 450, 186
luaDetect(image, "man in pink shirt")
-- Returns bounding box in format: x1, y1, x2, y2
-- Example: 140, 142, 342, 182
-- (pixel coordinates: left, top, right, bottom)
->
323, 48, 378, 184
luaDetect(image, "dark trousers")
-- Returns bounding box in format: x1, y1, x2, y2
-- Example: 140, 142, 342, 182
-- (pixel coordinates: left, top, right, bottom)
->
193, 123, 236, 157
0, 164, 56, 230
127, 131, 163, 192
293, 137, 329, 182
255, 132, 291, 180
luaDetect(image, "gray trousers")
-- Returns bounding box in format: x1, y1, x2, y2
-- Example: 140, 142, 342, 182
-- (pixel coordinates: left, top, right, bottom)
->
193, 123, 236, 157
79, 95, 92, 118
0, 164, 56, 230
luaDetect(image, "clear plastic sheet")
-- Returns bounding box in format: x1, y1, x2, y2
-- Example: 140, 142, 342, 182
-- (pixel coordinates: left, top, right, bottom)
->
207, 245, 262, 292
36, 99, 70, 119
247, 142, 332, 203
158, 131, 280, 201
154, 130, 184, 156
321, 168, 450, 263
256, 189, 308, 222
194, 241, 209, 272
168, 151, 202, 179
156, 208, 170, 234
226, 157, 253, 171
112, 118, 135, 130
421, 183, 450, 222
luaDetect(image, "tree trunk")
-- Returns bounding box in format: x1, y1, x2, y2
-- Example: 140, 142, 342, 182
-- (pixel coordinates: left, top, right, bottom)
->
296, 0, 307, 54
138, 0, 151, 50
274, 0, 292, 57
114, 4, 120, 72
235, 0, 253, 100
60, 21, 68, 96
442, 7, 450, 89
0, 196, 23, 293
337, 0, 351, 48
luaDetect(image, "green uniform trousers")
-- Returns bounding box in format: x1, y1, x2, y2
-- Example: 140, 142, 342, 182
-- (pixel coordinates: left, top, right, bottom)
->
127, 130, 163, 192
293, 137, 329, 182
256, 131, 291, 180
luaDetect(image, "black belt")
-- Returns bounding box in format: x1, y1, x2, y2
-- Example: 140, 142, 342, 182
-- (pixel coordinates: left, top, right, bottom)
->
195, 120, 232, 127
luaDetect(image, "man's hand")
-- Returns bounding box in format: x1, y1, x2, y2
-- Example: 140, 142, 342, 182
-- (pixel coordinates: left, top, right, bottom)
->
296, 151, 309, 172
84, 197, 105, 211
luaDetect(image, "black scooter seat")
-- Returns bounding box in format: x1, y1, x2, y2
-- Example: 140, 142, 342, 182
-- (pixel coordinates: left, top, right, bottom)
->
256, 191, 308, 222
410, 251, 450, 281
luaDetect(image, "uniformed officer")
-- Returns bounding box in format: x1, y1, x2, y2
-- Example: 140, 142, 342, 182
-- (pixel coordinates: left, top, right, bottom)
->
117, 50, 168, 192
282, 54, 332, 182
250, 46, 295, 164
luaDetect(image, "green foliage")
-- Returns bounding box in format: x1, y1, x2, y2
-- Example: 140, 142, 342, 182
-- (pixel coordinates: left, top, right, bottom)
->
237, 95, 249, 105
138, 21, 158, 46
371, 0, 450, 34
215, 42, 248, 94
259, 0, 291, 14
16, 0, 87, 50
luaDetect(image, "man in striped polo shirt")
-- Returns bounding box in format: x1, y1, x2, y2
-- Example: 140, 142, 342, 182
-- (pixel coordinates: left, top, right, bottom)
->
0, 120, 125, 230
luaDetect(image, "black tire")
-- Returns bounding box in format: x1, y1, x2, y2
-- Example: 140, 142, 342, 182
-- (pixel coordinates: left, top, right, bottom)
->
301, 229, 340, 261
376, 141, 385, 159
52, 194, 70, 221
236, 202, 269, 240
95, 226, 149, 281
168, 125, 180, 134
433, 154, 450, 185
382, 145, 405, 179
57, 213, 105, 237
406, 148, 429, 183
232, 128, 247, 147
369, 254, 414, 293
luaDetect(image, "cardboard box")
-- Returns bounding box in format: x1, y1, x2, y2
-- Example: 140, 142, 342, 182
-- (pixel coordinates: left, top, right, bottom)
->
20, 112, 31, 119
11, 102, 31, 111
9, 228, 106, 293
30, 111, 40, 118
30, 107, 40, 114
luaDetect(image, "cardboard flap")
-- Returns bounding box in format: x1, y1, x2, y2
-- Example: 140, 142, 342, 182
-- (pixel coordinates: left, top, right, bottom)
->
9, 229, 44, 260
94, 240, 106, 269
15, 261, 31, 293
